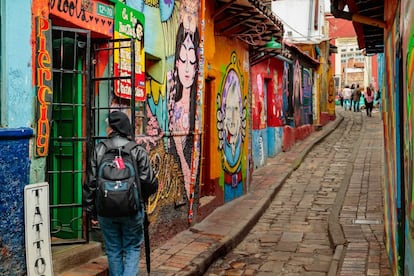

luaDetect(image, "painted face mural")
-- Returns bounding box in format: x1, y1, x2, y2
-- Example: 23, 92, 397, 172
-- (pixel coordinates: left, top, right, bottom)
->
217, 53, 247, 202
168, 22, 200, 223
224, 74, 242, 148
177, 33, 197, 90
293, 60, 302, 126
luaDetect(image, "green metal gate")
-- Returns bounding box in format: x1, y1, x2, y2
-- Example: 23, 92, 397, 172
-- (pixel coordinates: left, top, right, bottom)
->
48, 26, 90, 244
47, 26, 144, 244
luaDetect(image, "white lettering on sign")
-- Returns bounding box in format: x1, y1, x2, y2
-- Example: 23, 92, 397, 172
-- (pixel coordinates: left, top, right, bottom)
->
25, 182, 53, 276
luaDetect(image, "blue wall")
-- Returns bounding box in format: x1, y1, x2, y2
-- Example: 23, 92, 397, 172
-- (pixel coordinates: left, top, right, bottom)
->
267, 127, 283, 157
0, 128, 33, 275
252, 130, 267, 169
252, 127, 284, 169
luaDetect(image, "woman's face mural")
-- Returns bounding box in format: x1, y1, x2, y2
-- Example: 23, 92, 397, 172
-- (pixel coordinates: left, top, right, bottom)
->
177, 33, 197, 89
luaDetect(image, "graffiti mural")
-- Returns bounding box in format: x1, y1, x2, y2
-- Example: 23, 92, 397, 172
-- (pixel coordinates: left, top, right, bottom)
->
302, 68, 312, 124
293, 60, 303, 126
383, 16, 400, 276
123, 0, 201, 225
216, 52, 248, 202
167, 3, 200, 222
271, 68, 285, 126
283, 62, 291, 125
402, 0, 414, 272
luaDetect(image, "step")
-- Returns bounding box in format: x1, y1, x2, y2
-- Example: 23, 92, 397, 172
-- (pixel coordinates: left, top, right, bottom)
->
58, 256, 108, 276
52, 242, 106, 275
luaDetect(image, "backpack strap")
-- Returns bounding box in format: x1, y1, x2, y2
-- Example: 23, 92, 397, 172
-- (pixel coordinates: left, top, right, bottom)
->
122, 141, 146, 206
96, 140, 115, 166
121, 141, 139, 155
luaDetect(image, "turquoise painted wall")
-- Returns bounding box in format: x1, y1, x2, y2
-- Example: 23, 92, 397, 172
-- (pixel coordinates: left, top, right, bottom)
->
252, 129, 268, 169
1, 1, 33, 127
267, 127, 283, 157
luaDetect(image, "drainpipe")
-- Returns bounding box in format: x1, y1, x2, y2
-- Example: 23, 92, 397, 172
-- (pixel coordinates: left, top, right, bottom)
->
330, 0, 386, 29
308, 0, 314, 40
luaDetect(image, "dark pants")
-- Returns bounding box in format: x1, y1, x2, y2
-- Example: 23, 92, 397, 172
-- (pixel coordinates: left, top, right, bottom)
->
366, 102, 373, 116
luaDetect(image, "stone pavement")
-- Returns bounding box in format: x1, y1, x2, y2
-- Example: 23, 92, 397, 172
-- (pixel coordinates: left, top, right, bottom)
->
332, 108, 391, 276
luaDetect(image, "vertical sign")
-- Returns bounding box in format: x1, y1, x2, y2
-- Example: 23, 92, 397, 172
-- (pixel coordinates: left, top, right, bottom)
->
35, 17, 53, 157
114, 2, 145, 101
24, 182, 53, 276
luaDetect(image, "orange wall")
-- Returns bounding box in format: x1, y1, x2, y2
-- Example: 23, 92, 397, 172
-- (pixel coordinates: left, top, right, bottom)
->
204, 0, 250, 202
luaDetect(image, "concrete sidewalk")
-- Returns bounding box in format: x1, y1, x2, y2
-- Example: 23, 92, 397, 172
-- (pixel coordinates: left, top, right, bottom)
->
60, 112, 344, 276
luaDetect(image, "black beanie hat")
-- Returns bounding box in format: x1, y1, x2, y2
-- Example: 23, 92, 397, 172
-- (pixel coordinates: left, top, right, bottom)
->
108, 111, 132, 137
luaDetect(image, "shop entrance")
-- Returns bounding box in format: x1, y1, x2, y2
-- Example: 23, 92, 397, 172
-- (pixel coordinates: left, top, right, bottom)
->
48, 26, 90, 244
47, 25, 142, 245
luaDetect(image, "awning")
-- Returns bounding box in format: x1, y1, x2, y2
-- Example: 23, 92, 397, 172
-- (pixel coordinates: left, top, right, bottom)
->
331, 0, 385, 54
214, 0, 284, 64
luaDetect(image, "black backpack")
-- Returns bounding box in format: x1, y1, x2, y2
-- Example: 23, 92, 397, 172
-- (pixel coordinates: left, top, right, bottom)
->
96, 140, 141, 217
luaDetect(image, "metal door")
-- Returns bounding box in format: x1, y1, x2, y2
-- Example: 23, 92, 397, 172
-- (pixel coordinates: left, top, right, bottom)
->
48, 26, 90, 244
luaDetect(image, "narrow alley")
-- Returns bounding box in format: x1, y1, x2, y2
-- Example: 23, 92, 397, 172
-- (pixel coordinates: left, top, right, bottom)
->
204, 107, 391, 275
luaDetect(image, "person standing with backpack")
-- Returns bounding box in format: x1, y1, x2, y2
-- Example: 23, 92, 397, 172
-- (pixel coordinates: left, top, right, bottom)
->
83, 111, 158, 276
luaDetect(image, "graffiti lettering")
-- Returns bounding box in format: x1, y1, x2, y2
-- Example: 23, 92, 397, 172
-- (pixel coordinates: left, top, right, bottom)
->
50, 0, 88, 22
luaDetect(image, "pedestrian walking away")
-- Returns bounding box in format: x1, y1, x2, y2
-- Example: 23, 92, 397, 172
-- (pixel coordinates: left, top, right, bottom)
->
353, 84, 362, 112
350, 83, 355, 109
342, 85, 353, 111
83, 111, 158, 276
364, 86, 375, 117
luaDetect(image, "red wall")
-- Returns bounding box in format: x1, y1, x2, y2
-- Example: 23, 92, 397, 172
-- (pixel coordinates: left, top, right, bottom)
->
251, 58, 284, 129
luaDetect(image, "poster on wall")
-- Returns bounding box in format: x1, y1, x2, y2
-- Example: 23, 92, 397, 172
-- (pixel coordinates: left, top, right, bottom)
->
114, 2, 146, 101
24, 182, 53, 276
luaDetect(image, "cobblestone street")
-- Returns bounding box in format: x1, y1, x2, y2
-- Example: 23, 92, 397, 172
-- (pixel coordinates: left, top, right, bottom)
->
205, 108, 391, 276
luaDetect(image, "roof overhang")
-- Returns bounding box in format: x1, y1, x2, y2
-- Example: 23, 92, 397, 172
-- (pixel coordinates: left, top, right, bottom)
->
285, 43, 320, 67
214, 0, 284, 65
330, 0, 385, 54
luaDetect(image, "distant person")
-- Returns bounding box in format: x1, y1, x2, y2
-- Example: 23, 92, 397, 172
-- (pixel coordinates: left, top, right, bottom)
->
338, 91, 344, 107
364, 86, 374, 117
353, 84, 362, 112
350, 83, 355, 108
342, 85, 352, 111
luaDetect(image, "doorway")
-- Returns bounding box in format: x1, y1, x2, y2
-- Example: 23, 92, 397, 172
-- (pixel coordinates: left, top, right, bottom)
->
47, 26, 90, 244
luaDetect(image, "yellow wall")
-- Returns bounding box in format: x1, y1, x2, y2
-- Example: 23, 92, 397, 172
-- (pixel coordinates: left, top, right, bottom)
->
203, 0, 250, 202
